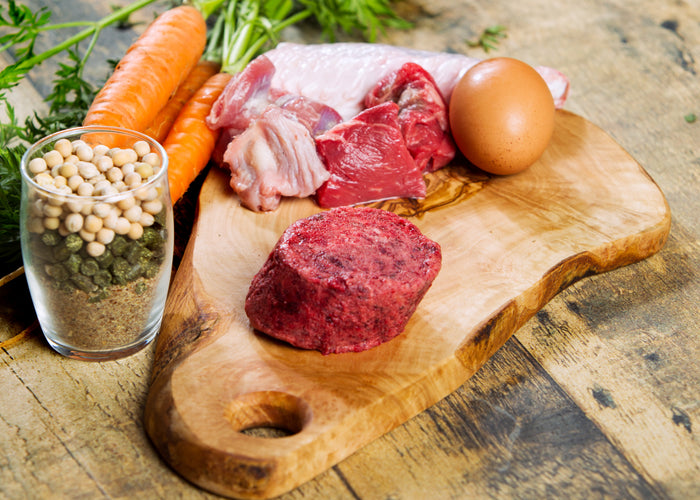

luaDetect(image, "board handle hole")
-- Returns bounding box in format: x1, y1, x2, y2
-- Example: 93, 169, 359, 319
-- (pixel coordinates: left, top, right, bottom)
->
225, 391, 310, 439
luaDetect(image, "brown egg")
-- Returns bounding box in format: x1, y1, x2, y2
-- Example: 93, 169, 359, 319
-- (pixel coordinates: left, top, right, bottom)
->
448, 57, 555, 175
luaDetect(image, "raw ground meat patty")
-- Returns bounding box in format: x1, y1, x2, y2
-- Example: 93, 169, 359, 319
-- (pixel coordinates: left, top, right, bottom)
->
244, 206, 442, 355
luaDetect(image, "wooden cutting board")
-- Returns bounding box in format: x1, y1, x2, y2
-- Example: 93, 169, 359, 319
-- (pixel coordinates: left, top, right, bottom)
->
144, 110, 671, 499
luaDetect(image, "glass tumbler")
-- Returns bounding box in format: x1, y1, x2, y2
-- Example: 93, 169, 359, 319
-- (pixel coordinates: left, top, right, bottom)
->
19, 126, 174, 361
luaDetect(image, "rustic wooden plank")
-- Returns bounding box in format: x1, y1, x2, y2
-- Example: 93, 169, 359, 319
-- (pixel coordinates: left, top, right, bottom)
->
516, 228, 700, 498
1, 0, 698, 498
331, 338, 662, 499
0, 331, 222, 498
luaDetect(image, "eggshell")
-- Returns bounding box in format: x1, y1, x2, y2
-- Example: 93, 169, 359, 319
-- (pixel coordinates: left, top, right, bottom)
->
449, 57, 555, 175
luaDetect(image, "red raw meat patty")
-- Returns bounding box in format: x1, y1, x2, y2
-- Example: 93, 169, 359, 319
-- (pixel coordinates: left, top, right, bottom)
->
245, 206, 442, 355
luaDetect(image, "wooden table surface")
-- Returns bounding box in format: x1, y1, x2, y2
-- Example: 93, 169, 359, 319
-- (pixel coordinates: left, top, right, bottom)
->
1, 0, 699, 498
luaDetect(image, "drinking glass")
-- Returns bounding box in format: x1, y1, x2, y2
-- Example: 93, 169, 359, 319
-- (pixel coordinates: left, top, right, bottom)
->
19, 126, 174, 360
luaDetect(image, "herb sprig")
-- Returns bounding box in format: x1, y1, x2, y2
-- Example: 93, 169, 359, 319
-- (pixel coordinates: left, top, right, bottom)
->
0, 0, 160, 95
197, 0, 411, 74
467, 24, 507, 53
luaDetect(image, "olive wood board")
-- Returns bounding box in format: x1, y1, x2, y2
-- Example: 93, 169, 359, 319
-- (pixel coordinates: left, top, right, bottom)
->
144, 110, 671, 499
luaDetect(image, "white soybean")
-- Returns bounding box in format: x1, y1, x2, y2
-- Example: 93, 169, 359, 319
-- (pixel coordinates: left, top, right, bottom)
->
135, 162, 154, 179
79, 228, 96, 242
107, 166, 124, 183
65, 200, 84, 214
99, 185, 119, 197
114, 217, 131, 235
123, 205, 142, 223
103, 209, 119, 230
43, 150, 63, 168
71, 139, 87, 152
59, 162, 78, 178
139, 212, 154, 227
93, 202, 112, 218
124, 172, 142, 187
77, 182, 95, 197
78, 161, 99, 179
121, 162, 135, 176
46, 191, 65, 206
54, 138, 73, 158
28, 158, 48, 174
117, 195, 135, 211
142, 199, 163, 215
43, 204, 63, 218
97, 228, 115, 245
141, 152, 160, 167
67, 175, 84, 191
52, 176, 67, 188
43, 217, 60, 230
93, 144, 109, 157
93, 179, 111, 193
86, 241, 106, 257
95, 155, 113, 172
128, 222, 143, 240
111, 148, 138, 167
64, 213, 84, 233
80, 202, 94, 216
133, 140, 151, 158
135, 186, 157, 201
64, 154, 80, 165
34, 172, 54, 187
75, 144, 94, 162
84, 214, 103, 233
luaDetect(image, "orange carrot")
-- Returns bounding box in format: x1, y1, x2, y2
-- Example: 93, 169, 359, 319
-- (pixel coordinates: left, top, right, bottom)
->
143, 60, 221, 143
164, 72, 234, 204
83, 6, 207, 133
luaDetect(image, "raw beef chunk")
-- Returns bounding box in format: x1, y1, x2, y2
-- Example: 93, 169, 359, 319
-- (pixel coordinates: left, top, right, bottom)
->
245, 206, 442, 355
365, 62, 456, 172
315, 102, 426, 209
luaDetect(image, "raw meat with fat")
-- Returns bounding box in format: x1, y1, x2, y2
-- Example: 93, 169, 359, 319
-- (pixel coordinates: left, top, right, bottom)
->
264, 42, 570, 120
315, 102, 426, 209
365, 62, 456, 173
245, 206, 442, 355
206, 55, 275, 134
222, 106, 330, 211
207, 54, 342, 139
270, 89, 343, 136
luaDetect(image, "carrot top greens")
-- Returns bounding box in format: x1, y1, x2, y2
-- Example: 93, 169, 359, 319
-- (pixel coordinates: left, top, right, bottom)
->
0, 0, 410, 273
197, 0, 411, 73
